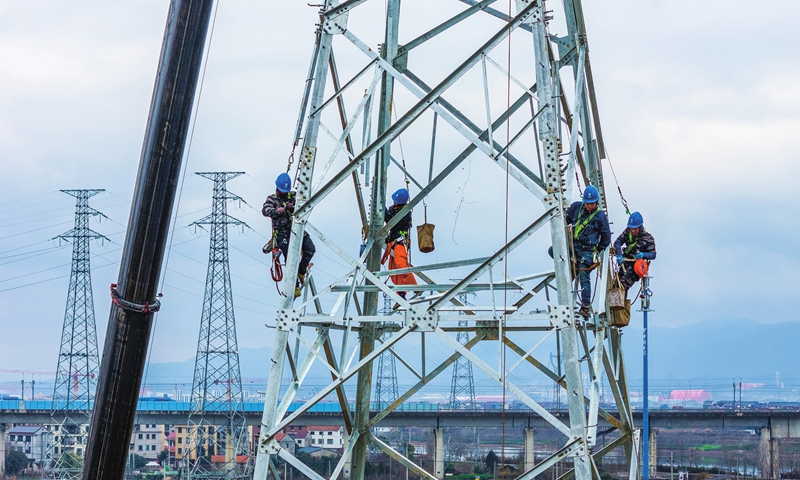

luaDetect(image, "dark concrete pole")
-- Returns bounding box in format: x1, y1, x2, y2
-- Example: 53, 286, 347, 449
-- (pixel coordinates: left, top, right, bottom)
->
82, 1, 214, 478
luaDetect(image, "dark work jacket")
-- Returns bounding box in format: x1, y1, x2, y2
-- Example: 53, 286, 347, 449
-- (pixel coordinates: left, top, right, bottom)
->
565, 201, 611, 251
613, 227, 657, 260
385, 204, 412, 243
262, 191, 296, 236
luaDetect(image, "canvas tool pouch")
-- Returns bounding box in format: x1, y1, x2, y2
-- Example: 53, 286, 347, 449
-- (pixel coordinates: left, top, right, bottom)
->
416, 207, 435, 253
609, 274, 631, 327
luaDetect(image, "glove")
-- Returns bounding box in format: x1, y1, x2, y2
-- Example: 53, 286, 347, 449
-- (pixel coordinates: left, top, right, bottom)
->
616, 255, 623, 264
285, 202, 295, 212
634, 252, 644, 260
275, 207, 286, 215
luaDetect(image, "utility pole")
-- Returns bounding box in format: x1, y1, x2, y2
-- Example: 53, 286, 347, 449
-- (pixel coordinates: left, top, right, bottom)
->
183, 172, 251, 480
82, 1, 215, 478
642, 275, 653, 480
47, 189, 107, 480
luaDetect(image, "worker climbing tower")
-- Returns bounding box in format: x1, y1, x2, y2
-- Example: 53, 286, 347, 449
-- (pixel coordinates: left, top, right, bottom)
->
253, 2, 637, 480
48, 189, 107, 480
184, 172, 250, 480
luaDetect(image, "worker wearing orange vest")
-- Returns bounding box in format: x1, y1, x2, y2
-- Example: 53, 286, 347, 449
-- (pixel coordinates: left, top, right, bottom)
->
381, 188, 417, 300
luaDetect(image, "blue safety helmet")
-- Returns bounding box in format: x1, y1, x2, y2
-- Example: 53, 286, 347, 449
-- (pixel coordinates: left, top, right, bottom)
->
627, 211, 644, 229
582, 185, 600, 204
275, 173, 292, 193
392, 188, 409, 205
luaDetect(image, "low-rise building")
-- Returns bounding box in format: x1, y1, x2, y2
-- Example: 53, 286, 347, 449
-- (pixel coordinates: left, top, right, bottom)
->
7, 425, 50, 466
129, 424, 163, 460
306, 426, 343, 450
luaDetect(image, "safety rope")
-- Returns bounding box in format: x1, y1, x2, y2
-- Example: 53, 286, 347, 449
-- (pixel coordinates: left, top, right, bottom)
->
604, 149, 631, 215
500, 0, 514, 463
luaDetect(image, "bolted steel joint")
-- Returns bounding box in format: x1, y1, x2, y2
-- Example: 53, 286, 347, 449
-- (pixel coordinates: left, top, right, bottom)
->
405, 307, 438, 332
276, 309, 300, 331
323, 11, 349, 35
549, 304, 575, 327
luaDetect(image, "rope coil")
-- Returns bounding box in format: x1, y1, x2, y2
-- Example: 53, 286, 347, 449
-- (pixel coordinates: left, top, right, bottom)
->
110, 283, 162, 313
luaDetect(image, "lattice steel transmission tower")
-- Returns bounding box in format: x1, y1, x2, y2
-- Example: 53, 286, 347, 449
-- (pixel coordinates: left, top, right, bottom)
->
48, 189, 107, 480
184, 172, 250, 480
254, 2, 637, 480
375, 294, 399, 406
449, 290, 476, 411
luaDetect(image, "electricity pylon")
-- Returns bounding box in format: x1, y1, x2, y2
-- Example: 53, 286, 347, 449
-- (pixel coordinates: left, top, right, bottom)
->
183, 172, 250, 480
253, 2, 637, 480
449, 291, 476, 411
375, 294, 399, 407
48, 190, 107, 480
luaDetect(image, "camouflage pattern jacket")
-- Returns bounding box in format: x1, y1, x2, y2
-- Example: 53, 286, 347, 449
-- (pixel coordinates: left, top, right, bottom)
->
262, 191, 296, 236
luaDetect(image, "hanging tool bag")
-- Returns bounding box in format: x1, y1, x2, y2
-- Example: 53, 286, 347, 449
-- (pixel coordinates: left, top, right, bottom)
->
608, 271, 631, 327
416, 207, 435, 253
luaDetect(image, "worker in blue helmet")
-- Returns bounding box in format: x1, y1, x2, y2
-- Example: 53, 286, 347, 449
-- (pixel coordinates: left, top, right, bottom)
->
381, 188, 417, 299
613, 211, 657, 292
549, 185, 611, 317
262, 173, 316, 297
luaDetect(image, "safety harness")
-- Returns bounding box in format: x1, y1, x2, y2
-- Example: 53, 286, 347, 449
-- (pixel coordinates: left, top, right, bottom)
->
266, 192, 295, 294
573, 207, 600, 240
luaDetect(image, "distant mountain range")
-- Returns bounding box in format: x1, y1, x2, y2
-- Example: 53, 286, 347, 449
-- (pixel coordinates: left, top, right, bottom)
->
140, 318, 799, 396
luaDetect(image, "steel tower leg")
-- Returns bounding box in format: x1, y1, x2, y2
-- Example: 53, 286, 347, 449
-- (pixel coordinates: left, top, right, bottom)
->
252, 11, 334, 480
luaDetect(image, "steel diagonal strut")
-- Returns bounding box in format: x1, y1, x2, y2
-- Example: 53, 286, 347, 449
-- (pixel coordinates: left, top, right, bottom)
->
253, 1, 634, 479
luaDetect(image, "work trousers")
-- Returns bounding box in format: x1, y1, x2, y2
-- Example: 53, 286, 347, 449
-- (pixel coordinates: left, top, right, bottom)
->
618, 262, 641, 292
548, 246, 594, 307
383, 240, 417, 297
277, 231, 315, 276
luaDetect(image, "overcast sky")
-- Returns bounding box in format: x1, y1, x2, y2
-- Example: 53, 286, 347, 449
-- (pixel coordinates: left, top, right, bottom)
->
1, 1, 798, 388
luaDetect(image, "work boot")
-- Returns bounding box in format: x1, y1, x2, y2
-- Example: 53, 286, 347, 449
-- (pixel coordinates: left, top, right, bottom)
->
577, 304, 591, 318
294, 274, 306, 298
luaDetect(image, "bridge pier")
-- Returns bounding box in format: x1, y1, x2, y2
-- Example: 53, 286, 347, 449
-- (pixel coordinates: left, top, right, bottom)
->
434, 427, 445, 479
524, 428, 535, 471
0, 423, 6, 475
760, 426, 780, 479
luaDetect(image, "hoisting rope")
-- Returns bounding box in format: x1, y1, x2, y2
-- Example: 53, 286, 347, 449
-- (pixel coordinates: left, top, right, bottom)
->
500, 0, 514, 465
604, 150, 630, 215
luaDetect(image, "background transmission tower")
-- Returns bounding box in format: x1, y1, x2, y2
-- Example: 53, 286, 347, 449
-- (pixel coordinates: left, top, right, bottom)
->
449, 289, 476, 411
184, 172, 250, 480
49, 189, 107, 480
447, 289, 477, 463
375, 293, 399, 407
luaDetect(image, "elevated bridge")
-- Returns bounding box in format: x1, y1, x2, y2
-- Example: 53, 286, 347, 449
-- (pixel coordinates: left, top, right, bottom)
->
3, 399, 800, 431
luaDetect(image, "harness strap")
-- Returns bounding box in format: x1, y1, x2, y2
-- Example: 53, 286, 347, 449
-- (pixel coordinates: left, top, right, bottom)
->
573, 208, 600, 240
624, 231, 639, 255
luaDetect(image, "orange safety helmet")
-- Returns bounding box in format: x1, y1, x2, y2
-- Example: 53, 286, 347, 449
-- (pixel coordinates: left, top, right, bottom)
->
634, 259, 649, 278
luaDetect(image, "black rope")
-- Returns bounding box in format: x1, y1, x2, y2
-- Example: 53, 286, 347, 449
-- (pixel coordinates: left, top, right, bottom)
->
110, 283, 162, 313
